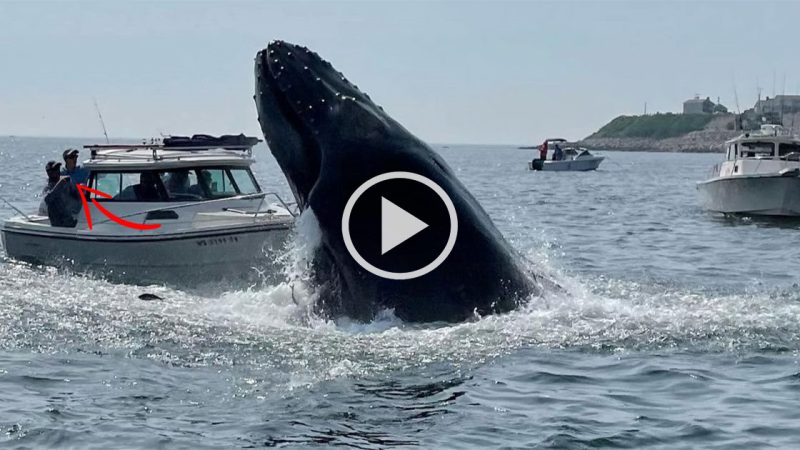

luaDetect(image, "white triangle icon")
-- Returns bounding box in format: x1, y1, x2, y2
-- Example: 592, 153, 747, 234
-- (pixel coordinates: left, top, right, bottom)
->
381, 197, 428, 255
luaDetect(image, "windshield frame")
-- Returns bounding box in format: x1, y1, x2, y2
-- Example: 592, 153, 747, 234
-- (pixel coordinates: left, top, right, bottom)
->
87, 166, 263, 202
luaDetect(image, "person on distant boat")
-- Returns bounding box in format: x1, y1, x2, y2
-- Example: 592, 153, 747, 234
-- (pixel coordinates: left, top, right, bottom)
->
539, 140, 548, 160
38, 160, 62, 216
552, 144, 564, 161
61, 148, 90, 186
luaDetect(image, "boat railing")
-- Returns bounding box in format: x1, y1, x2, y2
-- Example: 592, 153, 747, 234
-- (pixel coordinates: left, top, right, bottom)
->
89, 192, 297, 227
708, 163, 721, 178
232, 192, 299, 219
84, 143, 256, 162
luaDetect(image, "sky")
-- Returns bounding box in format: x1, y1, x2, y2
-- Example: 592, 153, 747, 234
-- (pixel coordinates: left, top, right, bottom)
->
1, 0, 799, 145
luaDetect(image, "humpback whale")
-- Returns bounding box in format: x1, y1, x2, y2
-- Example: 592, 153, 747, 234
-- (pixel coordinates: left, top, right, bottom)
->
254, 40, 539, 322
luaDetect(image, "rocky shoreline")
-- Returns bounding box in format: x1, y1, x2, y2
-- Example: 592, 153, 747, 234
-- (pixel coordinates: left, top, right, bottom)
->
577, 112, 800, 153
577, 129, 738, 153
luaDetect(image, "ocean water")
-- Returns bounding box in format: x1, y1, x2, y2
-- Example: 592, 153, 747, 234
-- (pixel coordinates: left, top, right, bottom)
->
1, 136, 800, 449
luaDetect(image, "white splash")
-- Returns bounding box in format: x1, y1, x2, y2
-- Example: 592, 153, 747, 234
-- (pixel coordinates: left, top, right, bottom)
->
1, 234, 800, 393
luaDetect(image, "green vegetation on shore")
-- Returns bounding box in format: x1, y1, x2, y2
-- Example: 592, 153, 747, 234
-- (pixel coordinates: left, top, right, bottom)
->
588, 113, 716, 139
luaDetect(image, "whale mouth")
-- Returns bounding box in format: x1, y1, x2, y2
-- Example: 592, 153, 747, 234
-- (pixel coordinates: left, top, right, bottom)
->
255, 40, 324, 210
255, 40, 390, 210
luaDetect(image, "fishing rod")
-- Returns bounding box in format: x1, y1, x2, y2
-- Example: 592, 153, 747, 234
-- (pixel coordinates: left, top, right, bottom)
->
93, 98, 110, 144
0, 194, 31, 221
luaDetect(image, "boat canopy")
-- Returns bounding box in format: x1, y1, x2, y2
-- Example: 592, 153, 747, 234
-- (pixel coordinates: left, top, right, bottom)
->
82, 133, 262, 169
162, 134, 261, 150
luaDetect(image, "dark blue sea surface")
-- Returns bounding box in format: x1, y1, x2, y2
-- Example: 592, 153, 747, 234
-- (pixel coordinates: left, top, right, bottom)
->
1, 136, 799, 449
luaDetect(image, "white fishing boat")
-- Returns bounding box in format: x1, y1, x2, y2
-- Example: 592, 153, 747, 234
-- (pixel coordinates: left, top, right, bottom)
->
697, 124, 800, 216
1, 135, 295, 284
527, 138, 604, 171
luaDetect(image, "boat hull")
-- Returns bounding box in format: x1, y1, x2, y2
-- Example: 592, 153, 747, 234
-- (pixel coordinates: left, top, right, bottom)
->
697, 174, 800, 216
528, 157, 604, 171
1, 222, 292, 285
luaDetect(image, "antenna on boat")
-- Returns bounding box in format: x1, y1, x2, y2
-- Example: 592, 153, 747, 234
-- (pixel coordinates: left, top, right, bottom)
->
93, 98, 110, 144
779, 74, 786, 125
772, 69, 776, 98
732, 76, 741, 130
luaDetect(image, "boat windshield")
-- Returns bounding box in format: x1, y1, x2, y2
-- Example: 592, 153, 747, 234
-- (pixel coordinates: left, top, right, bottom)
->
738, 141, 774, 158
90, 167, 261, 201
778, 142, 800, 159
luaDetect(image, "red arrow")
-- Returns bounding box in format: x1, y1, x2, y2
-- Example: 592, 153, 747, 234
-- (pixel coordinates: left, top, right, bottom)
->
76, 184, 161, 231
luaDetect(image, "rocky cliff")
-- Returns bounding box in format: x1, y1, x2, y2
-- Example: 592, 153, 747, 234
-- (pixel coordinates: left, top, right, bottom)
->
578, 113, 800, 153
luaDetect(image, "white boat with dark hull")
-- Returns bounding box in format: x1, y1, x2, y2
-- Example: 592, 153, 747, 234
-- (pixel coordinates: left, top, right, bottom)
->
697, 125, 800, 216
1, 135, 295, 284
527, 138, 604, 171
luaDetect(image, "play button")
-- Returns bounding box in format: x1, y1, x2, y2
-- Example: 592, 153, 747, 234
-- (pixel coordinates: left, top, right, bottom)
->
381, 198, 428, 255
342, 172, 458, 280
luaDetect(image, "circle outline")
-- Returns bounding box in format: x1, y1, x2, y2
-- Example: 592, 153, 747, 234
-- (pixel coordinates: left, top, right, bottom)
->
341, 171, 458, 280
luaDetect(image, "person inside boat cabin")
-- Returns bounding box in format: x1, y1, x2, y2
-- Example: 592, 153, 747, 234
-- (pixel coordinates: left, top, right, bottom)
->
165, 170, 190, 195
38, 160, 62, 216
552, 144, 564, 161
61, 148, 90, 186
118, 172, 164, 201
190, 170, 217, 197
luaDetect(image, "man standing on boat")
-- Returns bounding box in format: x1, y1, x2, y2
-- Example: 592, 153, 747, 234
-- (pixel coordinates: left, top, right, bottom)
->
61, 148, 90, 186
38, 161, 62, 216
552, 144, 564, 161
539, 140, 548, 160
42, 163, 82, 227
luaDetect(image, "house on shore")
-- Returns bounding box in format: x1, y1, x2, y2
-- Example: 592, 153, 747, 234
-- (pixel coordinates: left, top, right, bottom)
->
683, 96, 728, 114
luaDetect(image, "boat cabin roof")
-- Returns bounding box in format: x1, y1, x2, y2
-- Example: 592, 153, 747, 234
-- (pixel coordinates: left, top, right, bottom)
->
724, 129, 800, 161
82, 135, 261, 171
725, 125, 798, 145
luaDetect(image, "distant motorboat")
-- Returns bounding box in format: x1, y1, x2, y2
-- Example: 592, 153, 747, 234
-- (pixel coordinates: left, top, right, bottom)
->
527, 138, 604, 171
697, 124, 800, 216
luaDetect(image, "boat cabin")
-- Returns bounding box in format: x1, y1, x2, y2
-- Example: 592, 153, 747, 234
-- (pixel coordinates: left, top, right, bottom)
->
544, 138, 568, 149
714, 125, 800, 178
83, 135, 264, 202
724, 126, 800, 162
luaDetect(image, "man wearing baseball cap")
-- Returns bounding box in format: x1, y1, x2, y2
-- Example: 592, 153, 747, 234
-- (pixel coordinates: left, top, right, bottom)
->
38, 160, 62, 216
42, 160, 82, 227
61, 148, 90, 186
